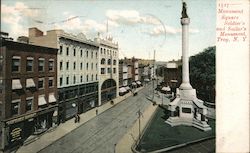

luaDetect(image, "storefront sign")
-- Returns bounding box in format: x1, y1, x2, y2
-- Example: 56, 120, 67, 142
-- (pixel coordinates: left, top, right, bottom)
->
6, 113, 36, 125
10, 127, 22, 142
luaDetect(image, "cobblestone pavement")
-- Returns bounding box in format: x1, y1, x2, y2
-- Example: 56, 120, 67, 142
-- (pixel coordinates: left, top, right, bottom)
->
39, 85, 153, 153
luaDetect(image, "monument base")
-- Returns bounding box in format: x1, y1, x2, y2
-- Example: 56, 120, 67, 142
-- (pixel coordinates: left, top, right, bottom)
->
166, 88, 212, 131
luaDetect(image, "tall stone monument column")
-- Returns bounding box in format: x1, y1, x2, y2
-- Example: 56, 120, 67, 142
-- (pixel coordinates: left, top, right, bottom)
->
180, 5, 192, 90
165, 2, 211, 131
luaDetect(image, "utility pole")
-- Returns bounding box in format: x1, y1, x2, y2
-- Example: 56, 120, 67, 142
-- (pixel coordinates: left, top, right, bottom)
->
137, 109, 143, 145
152, 50, 156, 100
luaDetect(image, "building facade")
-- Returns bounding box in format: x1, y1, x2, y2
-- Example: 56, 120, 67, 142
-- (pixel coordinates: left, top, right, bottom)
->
0, 39, 58, 150
96, 37, 119, 105
29, 28, 99, 122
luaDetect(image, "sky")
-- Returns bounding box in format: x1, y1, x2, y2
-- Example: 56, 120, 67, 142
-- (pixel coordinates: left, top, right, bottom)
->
1, 0, 216, 61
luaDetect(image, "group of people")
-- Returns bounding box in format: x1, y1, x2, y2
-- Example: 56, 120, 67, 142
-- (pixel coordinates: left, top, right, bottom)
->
74, 114, 80, 123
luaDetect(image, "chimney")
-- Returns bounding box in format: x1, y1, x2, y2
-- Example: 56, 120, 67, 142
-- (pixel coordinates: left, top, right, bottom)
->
29, 27, 43, 38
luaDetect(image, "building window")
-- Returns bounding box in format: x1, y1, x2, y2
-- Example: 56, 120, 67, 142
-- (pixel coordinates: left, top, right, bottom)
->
60, 77, 63, 86
91, 75, 93, 81
113, 68, 116, 74
96, 74, 98, 80
101, 58, 105, 64
74, 48, 76, 56
104, 49, 106, 54
101, 48, 103, 54
49, 59, 54, 71
108, 68, 111, 73
26, 57, 33, 72
60, 46, 63, 54
38, 58, 45, 72
96, 52, 98, 58
91, 51, 93, 58
38, 78, 44, 89
113, 60, 116, 65
80, 76, 83, 82
80, 63, 83, 70
12, 56, 20, 72
49, 77, 54, 88
60, 61, 63, 70
66, 47, 69, 55
11, 100, 20, 116
66, 61, 69, 70
101, 68, 105, 74
73, 62, 76, 70
86, 75, 89, 82
91, 63, 93, 70
73, 75, 76, 84
26, 97, 33, 112
66, 76, 69, 85
86, 63, 89, 70
96, 63, 97, 69
108, 59, 111, 65
80, 50, 83, 57
86, 50, 88, 57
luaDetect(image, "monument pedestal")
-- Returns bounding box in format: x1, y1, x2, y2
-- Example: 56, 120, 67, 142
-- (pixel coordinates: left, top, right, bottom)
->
166, 88, 211, 131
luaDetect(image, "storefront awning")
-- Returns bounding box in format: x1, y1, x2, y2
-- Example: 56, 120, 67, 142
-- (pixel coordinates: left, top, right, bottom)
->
119, 87, 127, 93
49, 94, 57, 103
26, 78, 36, 88
125, 86, 130, 90
132, 82, 137, 86
170, 80, 178, 83
136, 81, 141, 85
144, 79, 150, 82
12, 79, 22, 90
38, 95, 47, 106
162, 86, 171, 91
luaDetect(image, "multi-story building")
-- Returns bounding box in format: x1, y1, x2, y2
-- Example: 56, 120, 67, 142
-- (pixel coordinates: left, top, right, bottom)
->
29, 28, 99, 122
0, 39, 58, 150
96, 36, 119, 105
118, 60, 129, 96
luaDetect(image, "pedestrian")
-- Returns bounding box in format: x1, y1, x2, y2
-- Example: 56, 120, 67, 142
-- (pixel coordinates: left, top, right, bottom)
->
77, 114, 80, 123
74, 114, 77, 123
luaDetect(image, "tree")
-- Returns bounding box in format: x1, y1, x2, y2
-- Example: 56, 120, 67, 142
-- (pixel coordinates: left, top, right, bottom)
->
189, 46, 216, 103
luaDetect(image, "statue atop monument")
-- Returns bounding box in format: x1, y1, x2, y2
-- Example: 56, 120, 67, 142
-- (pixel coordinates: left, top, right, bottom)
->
181, 2, 189, 19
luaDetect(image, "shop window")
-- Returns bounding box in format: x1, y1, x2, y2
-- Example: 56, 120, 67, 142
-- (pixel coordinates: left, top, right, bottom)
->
38, 58, 45, 72
182, 107, 191, 113
26, 57, 33, 72
12, 56, 20, 72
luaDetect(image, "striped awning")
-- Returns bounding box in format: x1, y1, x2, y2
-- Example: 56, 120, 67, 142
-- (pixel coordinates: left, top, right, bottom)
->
26, 79, 36, 88
12, 79, 22, 90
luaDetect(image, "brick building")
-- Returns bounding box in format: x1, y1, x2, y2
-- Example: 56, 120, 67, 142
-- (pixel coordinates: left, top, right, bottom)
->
0, 39, 58, 150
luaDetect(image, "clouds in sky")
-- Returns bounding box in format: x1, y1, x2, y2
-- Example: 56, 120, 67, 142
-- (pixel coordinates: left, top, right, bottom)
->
1, 2, 41, 38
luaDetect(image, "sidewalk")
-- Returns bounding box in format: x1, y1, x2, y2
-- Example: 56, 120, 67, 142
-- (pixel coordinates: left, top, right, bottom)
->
16, 87, 144, 153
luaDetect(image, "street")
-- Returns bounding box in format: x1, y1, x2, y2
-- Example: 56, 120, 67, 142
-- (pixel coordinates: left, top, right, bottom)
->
39, 85, 153, 153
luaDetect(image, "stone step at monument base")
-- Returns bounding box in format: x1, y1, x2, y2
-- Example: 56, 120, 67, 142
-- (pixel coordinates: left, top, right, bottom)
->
165, 117, 212, 131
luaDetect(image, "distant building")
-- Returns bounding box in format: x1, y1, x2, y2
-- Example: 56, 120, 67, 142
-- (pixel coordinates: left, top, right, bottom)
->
29, 27, 99, 122
0, 39, 58, 150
